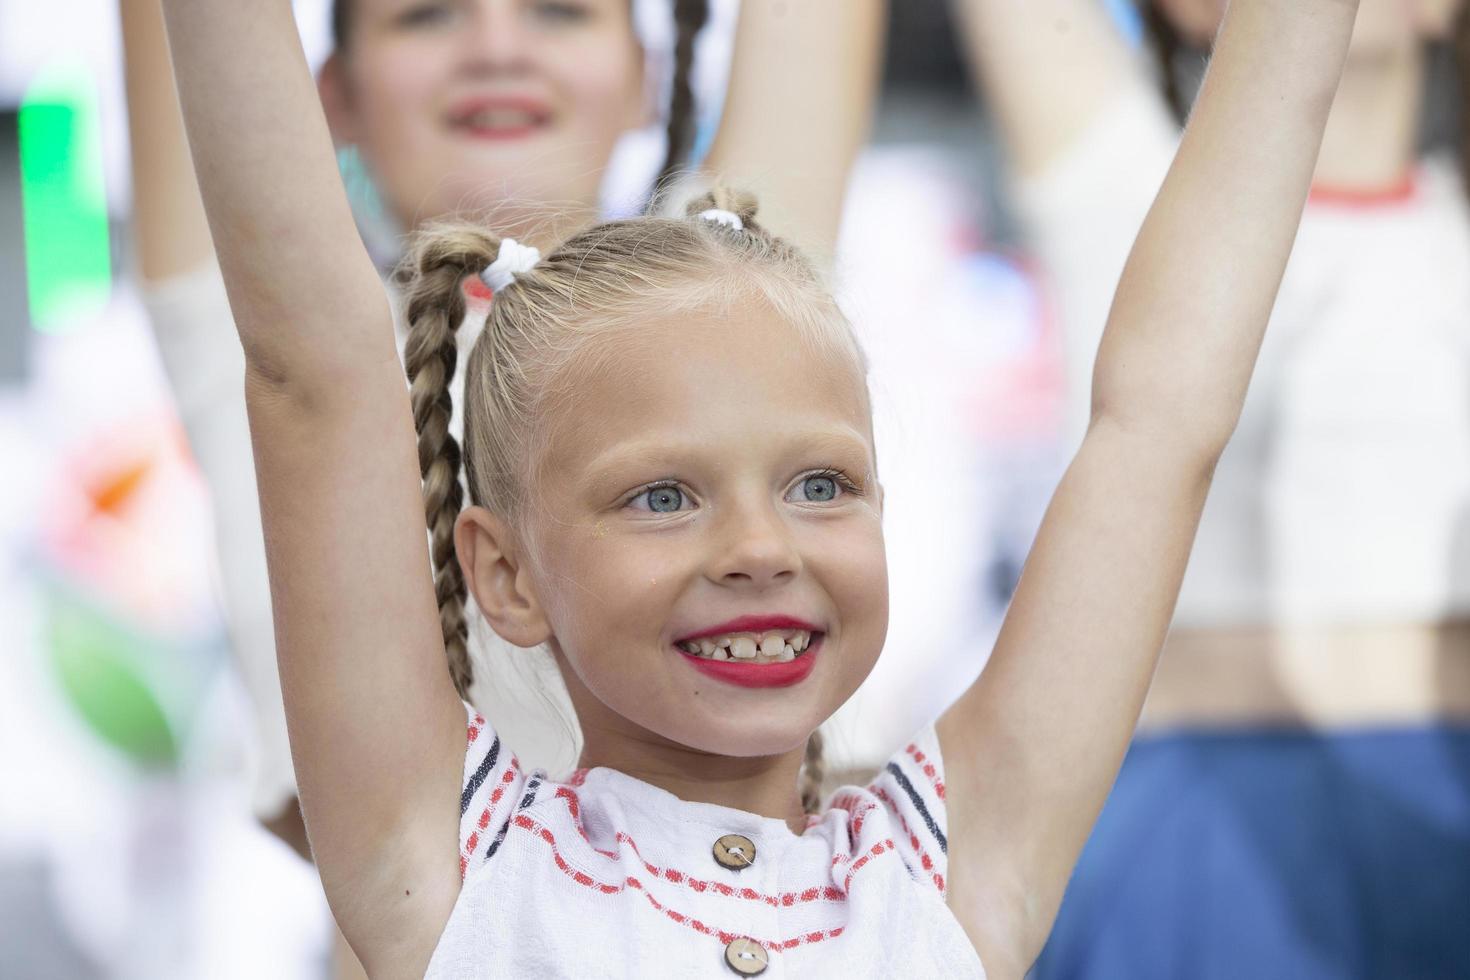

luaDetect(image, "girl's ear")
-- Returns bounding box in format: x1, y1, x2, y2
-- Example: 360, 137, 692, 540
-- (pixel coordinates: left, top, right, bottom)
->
455, 506, 553, 649
316, 52, 358, 145
1152, 0, 1227, 47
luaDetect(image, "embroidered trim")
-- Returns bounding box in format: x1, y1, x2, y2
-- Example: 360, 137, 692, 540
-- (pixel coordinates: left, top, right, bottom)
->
870, 786, 947, 895
550, 787, 849, 907
458, 711, 952, 912
885, 762, 947, 855
828, 792, 880, 839
461, 761, 521, 880
905, 742, 948, 802
461, 734, 500, 814
513, 813, 852, 954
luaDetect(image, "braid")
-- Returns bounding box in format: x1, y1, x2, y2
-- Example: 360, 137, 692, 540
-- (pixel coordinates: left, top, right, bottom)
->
330, 0, 350, 50
1141, 3, 1189, 124
397, 226, 503, 700
800, 729, 826, 815
655, 0, 712, 194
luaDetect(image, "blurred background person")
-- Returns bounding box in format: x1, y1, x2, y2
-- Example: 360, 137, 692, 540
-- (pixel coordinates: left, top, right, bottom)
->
954, 0, 1470, 977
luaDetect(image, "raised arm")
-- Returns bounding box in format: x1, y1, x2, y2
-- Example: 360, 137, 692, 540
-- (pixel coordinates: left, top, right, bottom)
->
119, 0, 214, 282
950, 0, 1150, 177
157, 0, 466, 972
936, 1, 1360, 975
700, 0, 885, 261
953, 0, 1185, 448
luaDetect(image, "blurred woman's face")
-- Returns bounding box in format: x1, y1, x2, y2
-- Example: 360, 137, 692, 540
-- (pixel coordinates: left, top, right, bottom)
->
1156, 0, 1466, 54
320, 0, 646, 229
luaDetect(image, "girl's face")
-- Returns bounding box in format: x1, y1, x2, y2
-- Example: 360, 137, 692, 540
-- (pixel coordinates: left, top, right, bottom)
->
1157, 0, 1466, 52
319, 0, 646, 228
523, 303, 888, 764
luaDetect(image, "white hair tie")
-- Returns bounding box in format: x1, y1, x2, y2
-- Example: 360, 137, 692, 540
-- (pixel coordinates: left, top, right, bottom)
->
479, 238, 541, 293
699, 208, 744, 231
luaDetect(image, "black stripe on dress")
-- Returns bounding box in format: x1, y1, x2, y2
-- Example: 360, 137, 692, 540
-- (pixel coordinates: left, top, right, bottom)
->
460, 735, 501, 816
484, 815, 513, 863
518, 774, 544, 811
480, 774, 542, 868
886, 761, 948, 855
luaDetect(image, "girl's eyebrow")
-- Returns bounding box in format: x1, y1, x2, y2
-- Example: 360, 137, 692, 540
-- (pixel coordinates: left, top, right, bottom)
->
577, 429, 875, 491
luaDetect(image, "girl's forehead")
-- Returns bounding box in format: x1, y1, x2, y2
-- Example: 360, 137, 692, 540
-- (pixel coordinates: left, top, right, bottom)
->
537, 306, 874, 480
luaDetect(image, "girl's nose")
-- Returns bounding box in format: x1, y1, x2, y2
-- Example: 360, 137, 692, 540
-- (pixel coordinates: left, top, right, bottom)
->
707, 501, 803, 589
461, 0, 535, 73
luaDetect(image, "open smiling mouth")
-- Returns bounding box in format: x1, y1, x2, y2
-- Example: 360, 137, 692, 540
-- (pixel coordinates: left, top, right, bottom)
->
677, 630, 814, 663
673, 630, 822, 688
448, 102, 553, 141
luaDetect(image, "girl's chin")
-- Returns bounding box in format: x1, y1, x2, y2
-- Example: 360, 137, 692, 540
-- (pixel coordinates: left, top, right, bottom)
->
654, 713, 826, 761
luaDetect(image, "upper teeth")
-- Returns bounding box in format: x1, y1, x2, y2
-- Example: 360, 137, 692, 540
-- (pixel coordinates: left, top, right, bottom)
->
678, 631, 813, 663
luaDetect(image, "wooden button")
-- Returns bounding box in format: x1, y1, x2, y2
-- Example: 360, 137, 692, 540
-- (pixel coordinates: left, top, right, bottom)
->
713, 834, 756, 870
724, 938, 769, 976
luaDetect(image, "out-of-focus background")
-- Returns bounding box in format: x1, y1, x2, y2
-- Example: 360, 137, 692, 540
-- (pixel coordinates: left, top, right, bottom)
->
5, 0, 1463, 976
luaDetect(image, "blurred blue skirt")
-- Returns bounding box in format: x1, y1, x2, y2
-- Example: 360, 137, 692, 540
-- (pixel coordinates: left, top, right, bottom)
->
1031, 726, 1470, 980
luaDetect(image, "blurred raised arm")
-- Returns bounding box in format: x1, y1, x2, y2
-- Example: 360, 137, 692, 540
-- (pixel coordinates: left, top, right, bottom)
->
951, 0, 1147, 177
936, 1, 1360, 976
157, 0, 466, 972
122, 0, 303, 857
701, 0, 886, 260
119, 0, 214, 282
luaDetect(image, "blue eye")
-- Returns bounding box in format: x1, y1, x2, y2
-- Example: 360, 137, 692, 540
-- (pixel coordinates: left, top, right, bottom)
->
787, 470, 860, 504
632, 485, 686, 513
799, 476, 839, 502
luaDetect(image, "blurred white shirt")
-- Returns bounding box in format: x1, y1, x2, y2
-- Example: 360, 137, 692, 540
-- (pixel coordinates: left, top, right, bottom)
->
1015, 85, 1470, 628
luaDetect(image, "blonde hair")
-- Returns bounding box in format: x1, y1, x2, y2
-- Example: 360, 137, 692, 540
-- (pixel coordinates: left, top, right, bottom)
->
395, 188, 864, 812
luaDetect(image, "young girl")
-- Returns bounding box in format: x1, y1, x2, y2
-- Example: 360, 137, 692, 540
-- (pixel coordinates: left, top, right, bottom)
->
955, 1, 1470, 975
157, 0, 1359, 974
121, 0, 882, 867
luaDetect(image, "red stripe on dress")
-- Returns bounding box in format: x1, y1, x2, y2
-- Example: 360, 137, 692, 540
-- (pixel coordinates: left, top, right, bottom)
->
460, 759, 524, 881
905, 743, 947, 801
830, 796, 878, 838
511, 813, 848, 954
871, 786, 946, 895
547, 787, 846, 906
842, 839, 893, 892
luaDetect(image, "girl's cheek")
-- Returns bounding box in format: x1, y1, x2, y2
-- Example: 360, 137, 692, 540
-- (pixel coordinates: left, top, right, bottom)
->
559, 48, 643, 126
376, 55, 439, 114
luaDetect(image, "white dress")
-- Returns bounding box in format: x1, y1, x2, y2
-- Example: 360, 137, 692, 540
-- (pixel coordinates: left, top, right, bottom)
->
425, 704, 985, 978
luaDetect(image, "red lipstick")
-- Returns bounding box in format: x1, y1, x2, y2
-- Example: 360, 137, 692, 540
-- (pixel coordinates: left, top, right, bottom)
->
673, 616, 825, 689
680, 638, 821, 689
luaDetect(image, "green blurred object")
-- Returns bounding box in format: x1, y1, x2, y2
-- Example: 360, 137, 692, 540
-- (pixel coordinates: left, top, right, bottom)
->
45, 590, 178, 769
19, 61, 112, 331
